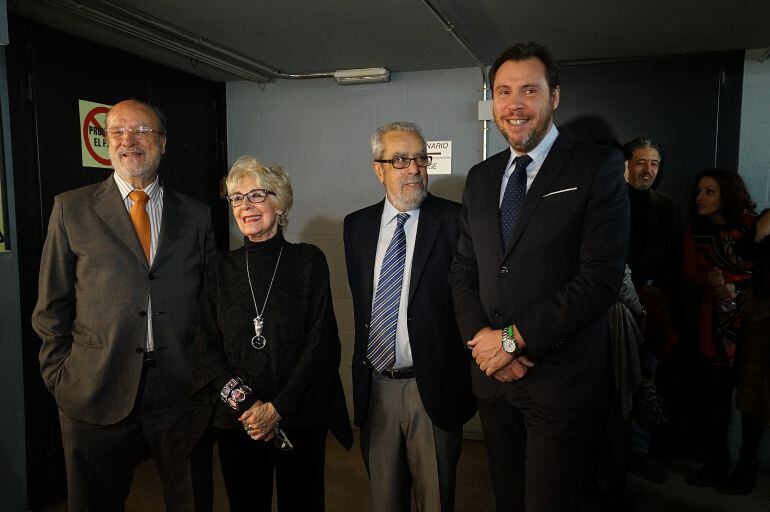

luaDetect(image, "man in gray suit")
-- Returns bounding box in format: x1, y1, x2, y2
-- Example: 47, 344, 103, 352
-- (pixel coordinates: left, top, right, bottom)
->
32, 99, 216, 511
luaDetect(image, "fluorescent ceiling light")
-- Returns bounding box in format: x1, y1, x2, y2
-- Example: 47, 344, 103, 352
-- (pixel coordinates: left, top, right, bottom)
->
334, 67, 391, 85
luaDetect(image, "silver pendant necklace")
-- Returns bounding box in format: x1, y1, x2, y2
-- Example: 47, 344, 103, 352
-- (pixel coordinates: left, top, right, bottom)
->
245, 243, 284, 349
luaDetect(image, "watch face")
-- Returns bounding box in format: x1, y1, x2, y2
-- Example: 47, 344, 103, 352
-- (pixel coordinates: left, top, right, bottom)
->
502, 338, 518, 354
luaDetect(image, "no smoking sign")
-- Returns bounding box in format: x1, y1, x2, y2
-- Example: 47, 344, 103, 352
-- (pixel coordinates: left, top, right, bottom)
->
79, 100, 112, 168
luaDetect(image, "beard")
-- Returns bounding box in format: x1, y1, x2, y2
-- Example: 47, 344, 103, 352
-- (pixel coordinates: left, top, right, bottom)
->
496, 108, 553, 154
391, 176, 427, 211
111, 150, 162, 182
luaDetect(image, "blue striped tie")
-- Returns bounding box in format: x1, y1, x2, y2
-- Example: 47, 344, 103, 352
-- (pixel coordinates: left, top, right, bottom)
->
367, 212, 410, 373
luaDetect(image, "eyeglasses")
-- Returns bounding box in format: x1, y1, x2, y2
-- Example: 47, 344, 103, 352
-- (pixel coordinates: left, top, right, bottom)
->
272, 425, 294, 452
105, 126, 165, 138
226, 189, 276, 207
375, 155, 432, 169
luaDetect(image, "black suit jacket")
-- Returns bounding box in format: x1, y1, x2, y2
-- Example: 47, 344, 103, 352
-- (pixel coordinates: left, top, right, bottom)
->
344, 193, 476, 431
449, 132, 629, 409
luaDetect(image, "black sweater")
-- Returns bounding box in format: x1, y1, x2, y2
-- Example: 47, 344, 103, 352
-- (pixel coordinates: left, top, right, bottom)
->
194, 232, 352, 448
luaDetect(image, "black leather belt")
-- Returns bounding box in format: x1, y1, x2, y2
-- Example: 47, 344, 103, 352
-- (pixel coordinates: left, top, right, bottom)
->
143, 350, 156, 367
378, 367, 415, 379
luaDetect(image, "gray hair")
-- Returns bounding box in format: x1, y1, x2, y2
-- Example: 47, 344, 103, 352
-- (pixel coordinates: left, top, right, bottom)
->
371, 122, 426, 160
226, 156, 293, 230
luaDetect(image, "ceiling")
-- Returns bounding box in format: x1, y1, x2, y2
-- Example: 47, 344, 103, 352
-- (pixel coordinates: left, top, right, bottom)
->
10, 0, 770, 83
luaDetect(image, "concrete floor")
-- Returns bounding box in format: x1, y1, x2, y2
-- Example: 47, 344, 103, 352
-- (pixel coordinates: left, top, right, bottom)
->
43, 431, 769, 511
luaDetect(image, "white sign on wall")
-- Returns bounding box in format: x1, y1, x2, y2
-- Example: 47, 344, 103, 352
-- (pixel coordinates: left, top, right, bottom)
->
426, 140, 452, 175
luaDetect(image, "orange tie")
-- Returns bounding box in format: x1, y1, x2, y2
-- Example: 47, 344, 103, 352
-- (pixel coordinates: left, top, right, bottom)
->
129, 190, 151, 261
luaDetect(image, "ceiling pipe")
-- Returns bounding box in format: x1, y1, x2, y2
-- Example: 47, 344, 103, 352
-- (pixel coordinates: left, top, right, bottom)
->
420, 0, 491, 160
41, 0, 388, 85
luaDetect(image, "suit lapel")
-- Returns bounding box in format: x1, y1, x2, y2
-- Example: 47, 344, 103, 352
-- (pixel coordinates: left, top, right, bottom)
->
153, 188, 183, 270
484, 150, 511, 255
358, 201, 384, 318
92, 177, 149, 268
503, 132, 574, 259
408, 194, 441, 304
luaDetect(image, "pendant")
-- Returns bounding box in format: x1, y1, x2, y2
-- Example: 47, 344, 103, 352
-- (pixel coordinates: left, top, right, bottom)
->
251, 315, 266, 349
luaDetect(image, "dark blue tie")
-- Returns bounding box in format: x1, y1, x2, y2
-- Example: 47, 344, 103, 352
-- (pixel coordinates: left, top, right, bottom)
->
368, 212, 409, 373
499, 155, 532, 249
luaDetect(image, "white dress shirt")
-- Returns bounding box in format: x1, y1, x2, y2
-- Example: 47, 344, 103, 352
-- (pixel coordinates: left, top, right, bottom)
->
113, 172, 164, 352
499, 123, 560, 205
371, 199, 420, 369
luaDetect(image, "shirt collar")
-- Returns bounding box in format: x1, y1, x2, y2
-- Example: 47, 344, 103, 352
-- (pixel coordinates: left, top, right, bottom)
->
113, 172, 162, 203
503, 123, 559, 176
381, 197, 420, 227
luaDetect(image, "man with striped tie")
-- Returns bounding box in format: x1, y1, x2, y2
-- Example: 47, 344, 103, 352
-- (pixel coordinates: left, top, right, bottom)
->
344, 122, 476, 511
33, 100, 216, 511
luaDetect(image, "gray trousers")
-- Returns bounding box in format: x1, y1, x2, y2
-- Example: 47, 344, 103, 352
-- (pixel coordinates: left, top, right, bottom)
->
360, 375, 462, 512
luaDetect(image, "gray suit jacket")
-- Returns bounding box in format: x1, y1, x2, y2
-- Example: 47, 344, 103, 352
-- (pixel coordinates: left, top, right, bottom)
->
32, 175, 216, 425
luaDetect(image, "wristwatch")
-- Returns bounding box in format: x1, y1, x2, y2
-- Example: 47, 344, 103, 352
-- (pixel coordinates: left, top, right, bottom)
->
501, 325, 521, 357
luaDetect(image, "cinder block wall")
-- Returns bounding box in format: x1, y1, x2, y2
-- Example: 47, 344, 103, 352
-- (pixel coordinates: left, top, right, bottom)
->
740, 49, 770, 211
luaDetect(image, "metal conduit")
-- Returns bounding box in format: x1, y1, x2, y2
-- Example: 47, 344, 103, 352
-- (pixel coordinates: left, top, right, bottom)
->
420, 0, 490, 160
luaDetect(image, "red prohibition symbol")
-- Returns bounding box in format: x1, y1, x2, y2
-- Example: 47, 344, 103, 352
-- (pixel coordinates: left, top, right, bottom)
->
82, 106, 111, 166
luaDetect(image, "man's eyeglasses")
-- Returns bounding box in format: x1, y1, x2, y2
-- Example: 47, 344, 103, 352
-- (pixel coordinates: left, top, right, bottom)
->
272, 425, 294, 452
226, 189, 276, 207
375, 155, 432, 169
105, 126, 165, 139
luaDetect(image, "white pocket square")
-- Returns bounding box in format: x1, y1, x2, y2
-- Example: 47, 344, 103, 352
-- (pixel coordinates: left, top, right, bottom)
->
542, 187, 577, 198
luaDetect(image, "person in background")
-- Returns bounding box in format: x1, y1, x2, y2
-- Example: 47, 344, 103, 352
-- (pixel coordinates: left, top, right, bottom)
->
32, 99, 216, 511
194, 156, 352, 511
681, 168, 762, 493
622, 138, 683, 484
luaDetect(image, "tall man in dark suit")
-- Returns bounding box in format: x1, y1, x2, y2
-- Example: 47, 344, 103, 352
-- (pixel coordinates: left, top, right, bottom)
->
344, 122, 476, 511
32, 99, 216, 511
449, 43, 629, 512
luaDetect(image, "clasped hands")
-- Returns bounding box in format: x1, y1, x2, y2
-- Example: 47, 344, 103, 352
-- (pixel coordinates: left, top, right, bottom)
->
467, 326, 534, 383
239, 400, 281, 441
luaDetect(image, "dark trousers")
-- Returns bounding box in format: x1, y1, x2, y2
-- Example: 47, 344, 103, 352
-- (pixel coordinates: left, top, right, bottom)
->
595, 388, 631, 502
478, 389, 603, 512
58, 364, 200, 512
216, 424, 328, 512
694, 363, 736, 463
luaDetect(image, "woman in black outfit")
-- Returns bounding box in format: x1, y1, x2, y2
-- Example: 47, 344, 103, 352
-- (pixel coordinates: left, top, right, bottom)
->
194, 156, 352, 511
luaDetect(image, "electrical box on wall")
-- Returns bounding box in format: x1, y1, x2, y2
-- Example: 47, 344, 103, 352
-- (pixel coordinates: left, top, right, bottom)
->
478, 100, 492, 121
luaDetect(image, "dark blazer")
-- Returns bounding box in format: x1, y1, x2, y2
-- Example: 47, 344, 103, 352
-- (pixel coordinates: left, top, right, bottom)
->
32, 175, 216, 425
627, 186, 683, 289
344, 193, 476, 431
449, 132, 629, 409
